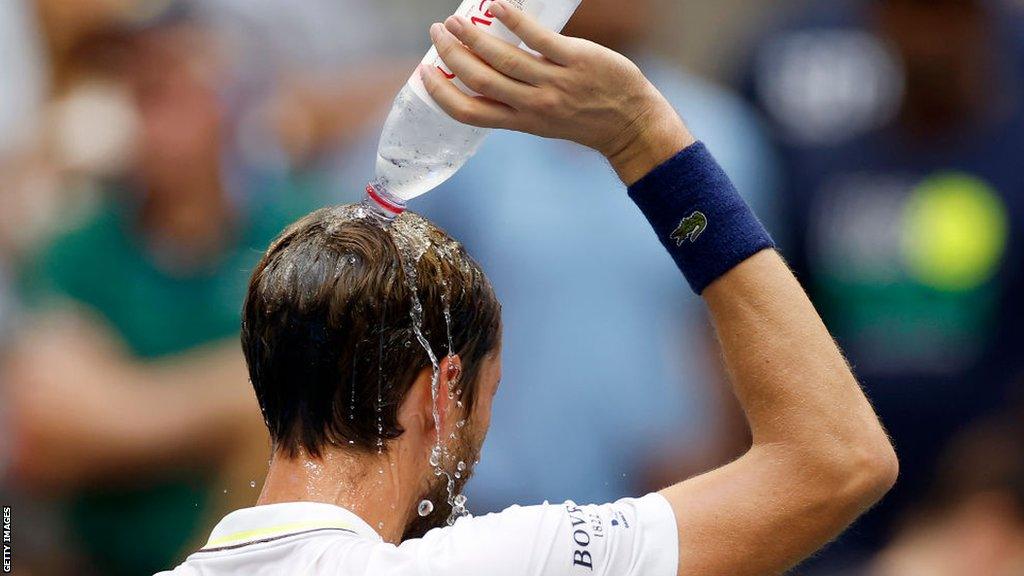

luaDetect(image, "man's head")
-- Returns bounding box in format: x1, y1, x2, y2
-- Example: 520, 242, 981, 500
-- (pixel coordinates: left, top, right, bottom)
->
872, 0, 994, 130
241, 206, 502, 536
871, 413, 1024, 575
106, 8, 226, 205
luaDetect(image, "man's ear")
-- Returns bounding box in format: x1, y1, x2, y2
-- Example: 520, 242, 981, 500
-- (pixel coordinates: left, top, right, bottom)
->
397, 355, 462, 443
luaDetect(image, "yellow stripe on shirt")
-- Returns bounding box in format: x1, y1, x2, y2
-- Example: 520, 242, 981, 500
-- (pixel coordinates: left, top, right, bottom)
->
204, 521, 355, 549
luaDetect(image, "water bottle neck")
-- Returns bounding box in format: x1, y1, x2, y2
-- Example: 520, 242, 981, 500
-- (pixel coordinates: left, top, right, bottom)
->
364, 182, 406, 220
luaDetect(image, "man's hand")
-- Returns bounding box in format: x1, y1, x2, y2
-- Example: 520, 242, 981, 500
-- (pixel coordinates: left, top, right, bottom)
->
420, 0, 694, 184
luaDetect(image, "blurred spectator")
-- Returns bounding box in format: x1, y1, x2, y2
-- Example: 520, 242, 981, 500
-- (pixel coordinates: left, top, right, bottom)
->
196, 0, 413, 174
867, 408, 1024, 576
405, 0, 779, 511
5, 11, 319, 575
741, 0, 1024, 566
0, 0, 150, 328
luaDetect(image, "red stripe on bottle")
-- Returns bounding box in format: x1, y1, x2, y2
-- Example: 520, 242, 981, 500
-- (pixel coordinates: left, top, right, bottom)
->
365, 184, 405, 215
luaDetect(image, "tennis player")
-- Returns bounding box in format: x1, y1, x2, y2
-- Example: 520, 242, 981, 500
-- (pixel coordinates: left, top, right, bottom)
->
158, 3, 897, 574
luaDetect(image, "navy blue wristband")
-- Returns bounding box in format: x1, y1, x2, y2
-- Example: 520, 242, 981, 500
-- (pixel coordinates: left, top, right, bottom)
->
628, 142, 774, 294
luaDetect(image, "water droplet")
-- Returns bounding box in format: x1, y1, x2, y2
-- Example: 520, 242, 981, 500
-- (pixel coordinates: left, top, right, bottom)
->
429, 448, 441, 467
457, 461, 466, 471
453, 494, 467, 507
378, 339, 385, 454
456, 420, 466, 428
378, 521, 384, 530
442, 296, 455, 357
454, 471, 461, 479
418, 499, 434, 516
249, 480, 256, 488
350, 357, 357, 422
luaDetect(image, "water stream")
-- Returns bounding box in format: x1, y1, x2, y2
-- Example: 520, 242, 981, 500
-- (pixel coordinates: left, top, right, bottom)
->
370, 208, 470, 526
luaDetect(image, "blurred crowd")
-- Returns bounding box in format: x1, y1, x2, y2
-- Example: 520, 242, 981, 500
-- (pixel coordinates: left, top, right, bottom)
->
1, 0, 1023, 574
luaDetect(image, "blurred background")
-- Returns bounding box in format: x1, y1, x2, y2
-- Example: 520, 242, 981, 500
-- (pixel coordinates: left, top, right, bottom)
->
1, 0, 1023, 574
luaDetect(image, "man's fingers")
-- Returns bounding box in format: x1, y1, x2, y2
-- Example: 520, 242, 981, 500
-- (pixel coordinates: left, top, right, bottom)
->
419, 64, 518, 129
430, 22, 534, 107
488, 0, 574, 64
443, 15, 551, 86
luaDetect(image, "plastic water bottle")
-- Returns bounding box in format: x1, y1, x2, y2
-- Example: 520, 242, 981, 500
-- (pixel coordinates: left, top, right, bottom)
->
364, 0, 582, 218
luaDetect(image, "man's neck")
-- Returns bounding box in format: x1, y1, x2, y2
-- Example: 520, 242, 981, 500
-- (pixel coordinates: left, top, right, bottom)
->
256, 448, 418, 544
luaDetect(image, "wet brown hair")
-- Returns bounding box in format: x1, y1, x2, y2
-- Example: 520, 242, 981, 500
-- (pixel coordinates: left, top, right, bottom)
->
241, 206, 501, 457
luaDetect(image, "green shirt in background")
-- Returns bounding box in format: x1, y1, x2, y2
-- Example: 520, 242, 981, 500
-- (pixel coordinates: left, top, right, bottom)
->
22, 185, 318, 576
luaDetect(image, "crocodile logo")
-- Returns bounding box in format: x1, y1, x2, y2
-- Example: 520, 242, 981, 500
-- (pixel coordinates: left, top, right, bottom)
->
671, 211, 708, 246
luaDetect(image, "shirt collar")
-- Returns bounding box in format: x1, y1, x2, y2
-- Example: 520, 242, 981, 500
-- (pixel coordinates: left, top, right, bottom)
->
203, 502, 382, 550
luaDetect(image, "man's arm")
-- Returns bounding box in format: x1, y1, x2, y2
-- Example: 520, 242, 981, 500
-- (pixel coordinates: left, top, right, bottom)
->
5, 312, 265, 491
418, 4, 897, 574
660, 251, 897, 575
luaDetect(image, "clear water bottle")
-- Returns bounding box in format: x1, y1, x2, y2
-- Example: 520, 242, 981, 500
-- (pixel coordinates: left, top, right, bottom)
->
364, 0, 582, 218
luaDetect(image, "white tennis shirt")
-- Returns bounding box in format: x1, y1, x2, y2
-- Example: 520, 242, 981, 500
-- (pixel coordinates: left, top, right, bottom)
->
156, 494, 678, 575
